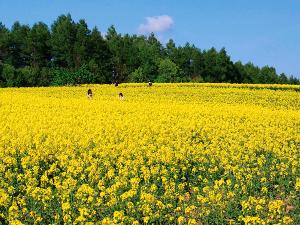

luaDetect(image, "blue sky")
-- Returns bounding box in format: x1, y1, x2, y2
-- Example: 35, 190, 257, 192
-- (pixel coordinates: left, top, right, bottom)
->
1, 0, 299, 77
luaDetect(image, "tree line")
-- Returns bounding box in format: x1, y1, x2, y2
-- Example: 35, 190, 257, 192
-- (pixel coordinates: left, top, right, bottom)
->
0, 14, 299, 87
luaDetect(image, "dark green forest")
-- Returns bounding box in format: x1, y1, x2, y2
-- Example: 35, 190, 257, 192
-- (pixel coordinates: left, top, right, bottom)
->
0, 14, 299, 87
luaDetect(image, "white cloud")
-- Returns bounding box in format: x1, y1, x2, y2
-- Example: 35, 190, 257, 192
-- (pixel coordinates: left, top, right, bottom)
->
138, 15, 174, 34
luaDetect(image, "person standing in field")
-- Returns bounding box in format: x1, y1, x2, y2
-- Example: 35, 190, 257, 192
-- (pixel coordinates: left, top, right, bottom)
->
87, 89, 93, 99
148, 81, 153, 87
119, 92, 124, 100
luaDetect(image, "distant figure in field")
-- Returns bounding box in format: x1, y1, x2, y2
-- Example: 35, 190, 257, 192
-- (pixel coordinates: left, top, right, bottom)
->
148, 81, 153, 87
119, 92, 124, 100
87, 89, 93, 99
115, 81, 119, 87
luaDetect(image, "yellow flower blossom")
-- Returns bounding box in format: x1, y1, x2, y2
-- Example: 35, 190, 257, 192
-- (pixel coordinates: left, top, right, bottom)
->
0, 83, 299, 224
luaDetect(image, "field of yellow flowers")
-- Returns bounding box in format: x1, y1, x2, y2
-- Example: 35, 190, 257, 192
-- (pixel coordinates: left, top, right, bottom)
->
0, 83, 299, 224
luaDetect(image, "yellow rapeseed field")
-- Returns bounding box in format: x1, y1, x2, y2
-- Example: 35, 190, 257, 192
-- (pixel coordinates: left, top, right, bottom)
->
0, 83, 299, 224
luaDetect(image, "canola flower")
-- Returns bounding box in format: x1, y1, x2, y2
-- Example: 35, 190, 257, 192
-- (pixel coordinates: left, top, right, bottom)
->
0, 83, 299, 224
